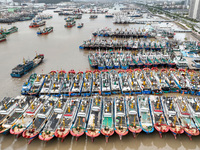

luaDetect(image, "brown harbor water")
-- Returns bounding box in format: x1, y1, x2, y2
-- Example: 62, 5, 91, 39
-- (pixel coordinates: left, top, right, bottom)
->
0, 8, 200, 150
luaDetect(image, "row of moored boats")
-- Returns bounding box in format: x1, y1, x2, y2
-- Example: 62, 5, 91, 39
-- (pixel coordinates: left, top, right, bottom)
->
92, 28, 156, 38
1, 95, 200, 144
79, 39, 169, 50
88, 51, 176, 69
21, 68, 200, 96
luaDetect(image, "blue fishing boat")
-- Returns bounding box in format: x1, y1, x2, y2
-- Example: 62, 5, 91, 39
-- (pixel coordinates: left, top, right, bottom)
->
71, 71, 84, 96
92, 70, 101, 95
154, 68, 170, 93
96, 53, 106, 70
11, 54, 44, 78
60, 70, 76, 96
136, 56, 144, 68
168, 68, 180, 93
110, 70, 121, 94
21, 73, 37, 95
101, 70, 111, 95
102, 52, 113, 69
28, 74, 46, 96
49, 70, 65, 97
88, 53, 98, 69
127, 69, 142, 94
120, 53, 129, 70
77, 23, 84, 28
111, 52, 120, 69
146, 68, 162, 95
39, 71, 56, 96
118, 70, 132, 95
137, 95, 154, 133
141, 68, 152, 94
81, 70, 93, 96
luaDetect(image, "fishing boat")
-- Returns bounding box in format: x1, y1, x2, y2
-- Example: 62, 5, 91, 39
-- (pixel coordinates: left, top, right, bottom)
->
0, 34, 6, 42
60, 70, 76, 96
81, 70, 93, 96
162, 96, 184, 139
114, 97, 128, 140
77, 23, 84, 28
126, 96, 142, 138
174, 55, 188, 69
118, 70, 132, 95
37, 27, 53, 35
40, 71, 57, 95
10, 96, 46, 138
92, 70, 101, 95
29, 21, 46, 28
28, 74, 46, 96
0, 97, 18, 130
71, 71, 84, 96
101, 97, 114, 142
187, 70, 200, 95
176, 96, 199, 140
137, 95, 154, 133
64, 21, 76, 28
97, 55, 106, 70
11, 58, 34, 78
101, 70, 111, 95
136, 56, 144, 68
154, 68, 170, 93
49, 71, 64, 96
0, 26, 18, 35
0, 96, 30, 134
145, 68, 162, 94
89, 15, 98, 19
127, 53, 137, 68
177, 69, 193, 94
168, 68, 180, 93
38, 97, 64, 142
149, 96, 169, 138
140, 69, 152, 94
187, 97, 200, 131
110, 70, 121, 94
11, 54, 44, 78
88, 53, 98, 69
86, 96, 102, 142
21, 73, 37, 95
55, 97, 79, 142
111, 52, 120, 69
103, 52, 113, 69
120, 53, 129, 70
70, 98, 91, 141
105, 14, 114, 18
22, 96, 55, 144
127, 69, 142, 94
65, 17, 74, 22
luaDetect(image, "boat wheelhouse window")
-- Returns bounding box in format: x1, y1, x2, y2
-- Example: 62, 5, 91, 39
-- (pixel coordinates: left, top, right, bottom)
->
194, 60, 200, 63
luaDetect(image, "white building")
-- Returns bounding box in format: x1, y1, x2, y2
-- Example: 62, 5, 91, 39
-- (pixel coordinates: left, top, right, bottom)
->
189, 0, 200, 20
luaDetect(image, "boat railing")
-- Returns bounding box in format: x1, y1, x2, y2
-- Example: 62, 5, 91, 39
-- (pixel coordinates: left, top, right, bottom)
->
104, 113, 112, 117
77, 112, 86, 117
